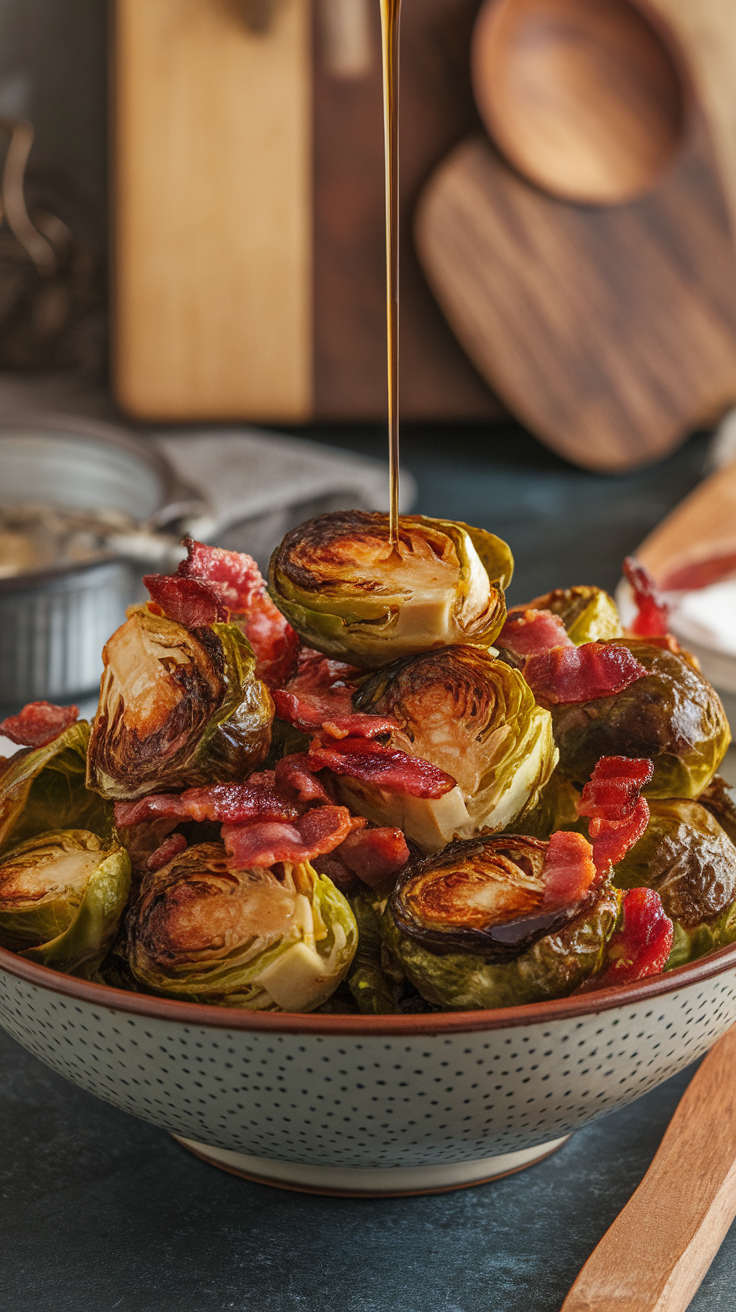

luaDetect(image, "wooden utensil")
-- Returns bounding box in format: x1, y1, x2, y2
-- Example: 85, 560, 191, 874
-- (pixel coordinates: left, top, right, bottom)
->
415, 0, 736, 472
415, 118, 736, 472
471, 0, 687, 205
635, 459, 736, 591
560, 1021, 736, 1311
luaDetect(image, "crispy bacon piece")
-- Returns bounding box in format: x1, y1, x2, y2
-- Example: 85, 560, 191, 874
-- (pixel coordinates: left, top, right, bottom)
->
305, 735, 457, 799
497, 608, 573, 659
582, 888, 673, 990
0, 700, 79, 747
147, 832, 188, 872
335, 826, 410, 888
179, 538, 263, 611
273, 755, 333, 806
273, 686, 395, 741
577, 756, 653, 874
114, 775, 300, 829
178, 539, 300, 686
623, 556, 670, 638
223, 805, 364, 869
143, 574, 226, 629
272, 649, 394, 741
541, 830, 597, 910
523, 642, 646, 708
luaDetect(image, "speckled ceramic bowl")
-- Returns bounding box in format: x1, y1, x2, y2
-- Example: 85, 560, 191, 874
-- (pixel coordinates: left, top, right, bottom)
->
1, 944, 736, 1195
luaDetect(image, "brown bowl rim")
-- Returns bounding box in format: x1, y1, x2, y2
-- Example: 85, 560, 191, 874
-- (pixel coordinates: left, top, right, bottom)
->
2, 938, 736, 1036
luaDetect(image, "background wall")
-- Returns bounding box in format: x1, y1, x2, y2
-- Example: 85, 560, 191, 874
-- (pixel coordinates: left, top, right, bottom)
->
0, 0, 107, 230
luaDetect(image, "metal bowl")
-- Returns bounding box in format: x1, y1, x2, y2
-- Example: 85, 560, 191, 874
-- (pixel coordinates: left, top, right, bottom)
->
0, 417, 195, 713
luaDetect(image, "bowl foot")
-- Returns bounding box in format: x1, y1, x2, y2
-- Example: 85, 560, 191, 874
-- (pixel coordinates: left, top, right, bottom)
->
172, 1133, 570, 1196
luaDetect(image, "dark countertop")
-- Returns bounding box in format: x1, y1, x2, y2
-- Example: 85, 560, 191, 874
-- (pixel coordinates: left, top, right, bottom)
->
2, 417, 734, 1312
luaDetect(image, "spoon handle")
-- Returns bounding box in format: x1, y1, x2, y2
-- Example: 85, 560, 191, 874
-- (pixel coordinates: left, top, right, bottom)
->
560, 1022, 736, 1312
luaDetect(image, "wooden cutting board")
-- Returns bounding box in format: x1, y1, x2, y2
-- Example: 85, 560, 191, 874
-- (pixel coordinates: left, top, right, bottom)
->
112, 0, 500, 423
415, 117, 736, 472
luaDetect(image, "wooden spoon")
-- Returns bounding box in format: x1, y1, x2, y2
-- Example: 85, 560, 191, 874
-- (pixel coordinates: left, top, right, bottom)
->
560, 1021, 736, 1311
636, 459, 736, 591
471, 0, 688, 205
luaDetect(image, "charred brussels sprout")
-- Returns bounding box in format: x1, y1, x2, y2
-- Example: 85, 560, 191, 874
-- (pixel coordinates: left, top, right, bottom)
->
383, 837, 618, 1009
698, 776, 736, 847
552, 639, 730, 797
268, 511, 512, 668
87, 605, 273, 800
0, 721, 113, 854
526, 586, 622, 644
127, 842, 357, 1011
347, 889, 402, 1014
352, 645, 557, 851
0, 830, 131, 976
613, 798, 736, 965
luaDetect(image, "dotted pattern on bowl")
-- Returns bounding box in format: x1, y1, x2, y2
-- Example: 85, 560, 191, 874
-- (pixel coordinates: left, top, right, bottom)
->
2, 969, 735, 1169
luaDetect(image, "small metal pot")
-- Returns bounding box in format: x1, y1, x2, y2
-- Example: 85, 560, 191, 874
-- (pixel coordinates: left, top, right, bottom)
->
0, 417, 199, 714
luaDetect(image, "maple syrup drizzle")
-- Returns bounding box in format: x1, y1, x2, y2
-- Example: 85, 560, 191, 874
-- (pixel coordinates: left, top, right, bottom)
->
379, 0, 402, 546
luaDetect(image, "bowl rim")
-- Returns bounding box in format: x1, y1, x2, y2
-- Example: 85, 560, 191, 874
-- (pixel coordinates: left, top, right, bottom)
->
2, 938, 736, 1036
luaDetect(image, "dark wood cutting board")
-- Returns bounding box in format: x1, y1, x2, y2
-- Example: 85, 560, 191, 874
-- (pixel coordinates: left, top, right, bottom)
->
415, 118, 736, 471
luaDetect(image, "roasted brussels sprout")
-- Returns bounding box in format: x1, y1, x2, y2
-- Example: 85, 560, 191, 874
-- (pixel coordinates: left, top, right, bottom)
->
0, 830, 131, 976
87, 605, 274, 800
552, 639, 730, 798
613, 798, 736, 965
383, 836, 618, 1009
698, 775, 736, 847
349, 645, 557, 851
525, 586, 622, 645
0, 721, 113, 854
510, 770, 586, 841
347, 889, 402, 1014
268, 511, 513, 668
127, 842, 358, 1011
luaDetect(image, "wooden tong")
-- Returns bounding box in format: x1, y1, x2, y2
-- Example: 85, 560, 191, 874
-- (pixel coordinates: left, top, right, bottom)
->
561, 1023, 736, 1310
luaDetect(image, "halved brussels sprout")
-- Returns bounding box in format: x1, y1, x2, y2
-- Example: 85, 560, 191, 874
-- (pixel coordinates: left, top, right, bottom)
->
87, 605, 273, 800
0, 721, 113, 854
347, 889, 402, 1014
698, 775, 736, 847
349, 645, 557, 851
552, 639, 730, 797
0, 829, 131, 976
268, 511, 513, 668
525, 586, 622, 645
383, 836, 618, 1009
613, 798, 736, 964
127, 842, 358, 1011
511, 770, 586, 841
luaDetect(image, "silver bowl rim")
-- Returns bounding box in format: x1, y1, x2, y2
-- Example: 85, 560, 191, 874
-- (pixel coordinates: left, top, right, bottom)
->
2, 937, 735, 1037
0, 413, 191, 592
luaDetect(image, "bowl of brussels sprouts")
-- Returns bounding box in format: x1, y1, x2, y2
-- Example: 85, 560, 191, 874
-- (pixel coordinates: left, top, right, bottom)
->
1, 517, 736, 1196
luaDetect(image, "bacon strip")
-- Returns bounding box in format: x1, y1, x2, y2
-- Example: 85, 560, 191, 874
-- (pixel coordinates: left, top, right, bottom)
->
178, 538, 300, 686
0, 700, 79, 747
271, 649, 396, 742
623, 556, 670, 638
114, 775, 300, 829
582, 887, 673, 990
497, 608, 572, 659
305, 735, 456, 799
274, 755, 333, 806
223, 805, 364, 869
147, 832, 188, 872
523, 642, 646, 708
336, 826, 410, 888
143, 574, 226, 629
577, 756, 653, 874
541, 830, 597, 910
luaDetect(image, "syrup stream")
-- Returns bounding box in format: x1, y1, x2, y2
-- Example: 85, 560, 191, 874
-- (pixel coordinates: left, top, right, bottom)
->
379, 0, 402, 546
